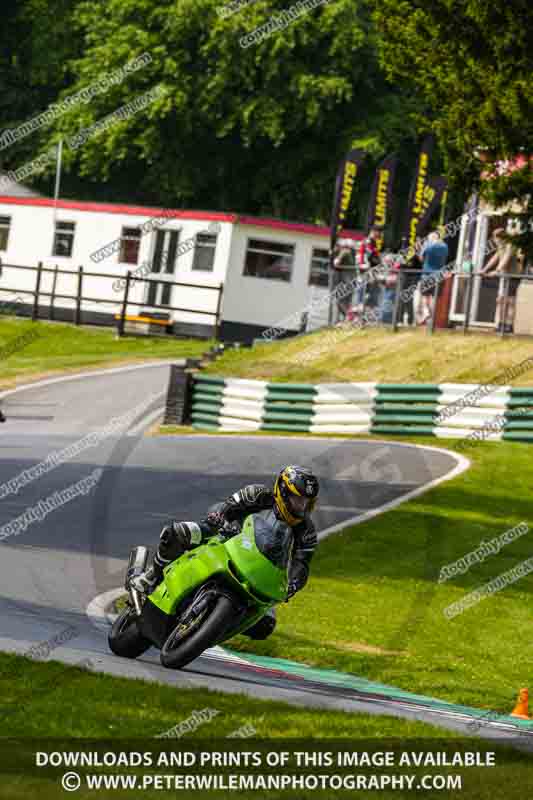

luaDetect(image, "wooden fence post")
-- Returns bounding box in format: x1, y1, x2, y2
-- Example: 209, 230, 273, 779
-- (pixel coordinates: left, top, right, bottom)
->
75, 266, 83, 325
50, 264, 58, 321
214, 283, 224, 341
32, 261, 43, 321
118, 271, 131, 337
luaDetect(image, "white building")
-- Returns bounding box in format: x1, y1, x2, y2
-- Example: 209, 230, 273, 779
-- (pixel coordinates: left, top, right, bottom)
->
0, 194, 363, 342
449, 196, 532, 333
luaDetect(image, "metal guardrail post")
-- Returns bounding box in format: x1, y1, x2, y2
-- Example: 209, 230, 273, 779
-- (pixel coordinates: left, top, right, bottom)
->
327, 268, 335, 327
462, 273, 473, 334
32, 261, 43, 321
427, 274, 441, 335
500, 276, 510, 338
392, 270, 404, 332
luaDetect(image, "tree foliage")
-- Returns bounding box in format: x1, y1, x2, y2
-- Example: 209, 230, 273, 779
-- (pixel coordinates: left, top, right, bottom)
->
1, 0, 419, 223
372, 0, 533, 256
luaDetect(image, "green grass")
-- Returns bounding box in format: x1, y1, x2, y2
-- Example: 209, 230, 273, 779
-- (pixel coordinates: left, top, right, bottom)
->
139, 427, 533, 719
219, 438, 533, 717
0, 317, 209, 389
206, 327, 533, 384
0, 653, 532, 799
0, 650, 453, 740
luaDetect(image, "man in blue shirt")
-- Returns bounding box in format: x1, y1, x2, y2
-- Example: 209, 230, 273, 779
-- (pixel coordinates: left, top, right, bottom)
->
419, 231, 448, 324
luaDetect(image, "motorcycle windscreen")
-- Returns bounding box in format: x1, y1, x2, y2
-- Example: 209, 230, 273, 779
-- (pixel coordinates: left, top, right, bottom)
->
253, 512, 293, 570
225, 512, 290, 602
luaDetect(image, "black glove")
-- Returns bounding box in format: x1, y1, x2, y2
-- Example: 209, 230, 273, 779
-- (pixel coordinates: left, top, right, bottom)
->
205, 510, 226, 532
220, 520, 241, 539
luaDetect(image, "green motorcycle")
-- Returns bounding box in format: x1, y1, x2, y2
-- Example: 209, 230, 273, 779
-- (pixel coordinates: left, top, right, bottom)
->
108, 510, 291, 669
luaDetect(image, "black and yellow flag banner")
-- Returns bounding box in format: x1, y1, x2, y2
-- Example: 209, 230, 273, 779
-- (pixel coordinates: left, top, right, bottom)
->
329, 148, 366, 257
366, 154, 398, 251
404, 136, 434, 256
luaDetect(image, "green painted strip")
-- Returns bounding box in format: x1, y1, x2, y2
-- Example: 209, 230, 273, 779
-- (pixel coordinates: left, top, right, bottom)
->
377, 383, 441, 392
191, 403, 224, 417
193, 374, 226, 386
374, 402, 438, 411
262, 422, 312, 432
503, 432, 533, 442
265, 401, 316, 412
192, 422, 221, 431
192, 392, 224, 405
194, 383, 224, 396
504, 421, 533, 430
371, 425, 436, 436
374, 414, 436, 424
266, 391, 318, 403
505, 410, 533, 419
263, 411, 314, 424
375, 393, 442, 403
507, 397, 533, 407
508, 387, 533, 396
191, 412, 222, 425
267, 382, 317, 394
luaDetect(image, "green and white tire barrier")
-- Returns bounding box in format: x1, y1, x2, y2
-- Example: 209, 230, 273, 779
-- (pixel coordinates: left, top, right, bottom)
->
191, 375, 533, 442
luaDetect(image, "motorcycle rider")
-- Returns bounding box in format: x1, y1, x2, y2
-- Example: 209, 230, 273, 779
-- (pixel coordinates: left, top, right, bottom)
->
131, 465, 319, 639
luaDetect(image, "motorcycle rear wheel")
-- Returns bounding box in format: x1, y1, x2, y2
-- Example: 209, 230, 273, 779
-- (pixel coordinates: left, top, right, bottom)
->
160, 594, 237, 670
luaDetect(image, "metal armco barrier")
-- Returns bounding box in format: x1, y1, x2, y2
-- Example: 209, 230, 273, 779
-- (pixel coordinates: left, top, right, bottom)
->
189, 375, 533, 442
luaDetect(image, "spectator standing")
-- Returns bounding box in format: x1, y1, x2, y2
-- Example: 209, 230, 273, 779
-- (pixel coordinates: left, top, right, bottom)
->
418, 231, 448, 325
481, 227, 521, 333
380, 250, 402, 324
357, 227, 383, 321
396, 237, 419, 326
332, 241, 357, 323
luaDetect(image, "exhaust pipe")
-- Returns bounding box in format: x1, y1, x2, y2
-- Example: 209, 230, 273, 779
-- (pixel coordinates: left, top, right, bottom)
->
126, 546, 150, 616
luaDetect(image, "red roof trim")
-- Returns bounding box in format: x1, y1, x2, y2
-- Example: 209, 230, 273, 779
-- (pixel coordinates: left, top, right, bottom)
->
0, 195, 237, 222
0, 195, 364, 239
238, 214, 364, 239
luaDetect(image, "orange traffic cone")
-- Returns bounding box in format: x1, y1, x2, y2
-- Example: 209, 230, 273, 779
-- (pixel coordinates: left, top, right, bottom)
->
511, 688, 531, 720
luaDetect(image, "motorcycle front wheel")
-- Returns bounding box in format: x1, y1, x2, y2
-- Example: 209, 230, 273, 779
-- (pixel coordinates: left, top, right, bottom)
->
160, 594, 238, 670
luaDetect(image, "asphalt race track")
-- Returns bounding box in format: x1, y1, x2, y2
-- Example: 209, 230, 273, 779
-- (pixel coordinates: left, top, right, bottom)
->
2, 361, 528, 746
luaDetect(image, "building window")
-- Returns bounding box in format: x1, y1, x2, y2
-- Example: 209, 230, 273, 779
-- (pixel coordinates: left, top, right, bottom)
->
309, 248, 330, 287
243, 239, 294, 282
52, 221, 75, 257
192, 233, 217, 272
0, 216, 10, 251
119, 227, 141, 264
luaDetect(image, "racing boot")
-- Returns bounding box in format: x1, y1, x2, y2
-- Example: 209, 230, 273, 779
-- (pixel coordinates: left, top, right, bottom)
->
130, 552, 167, 596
